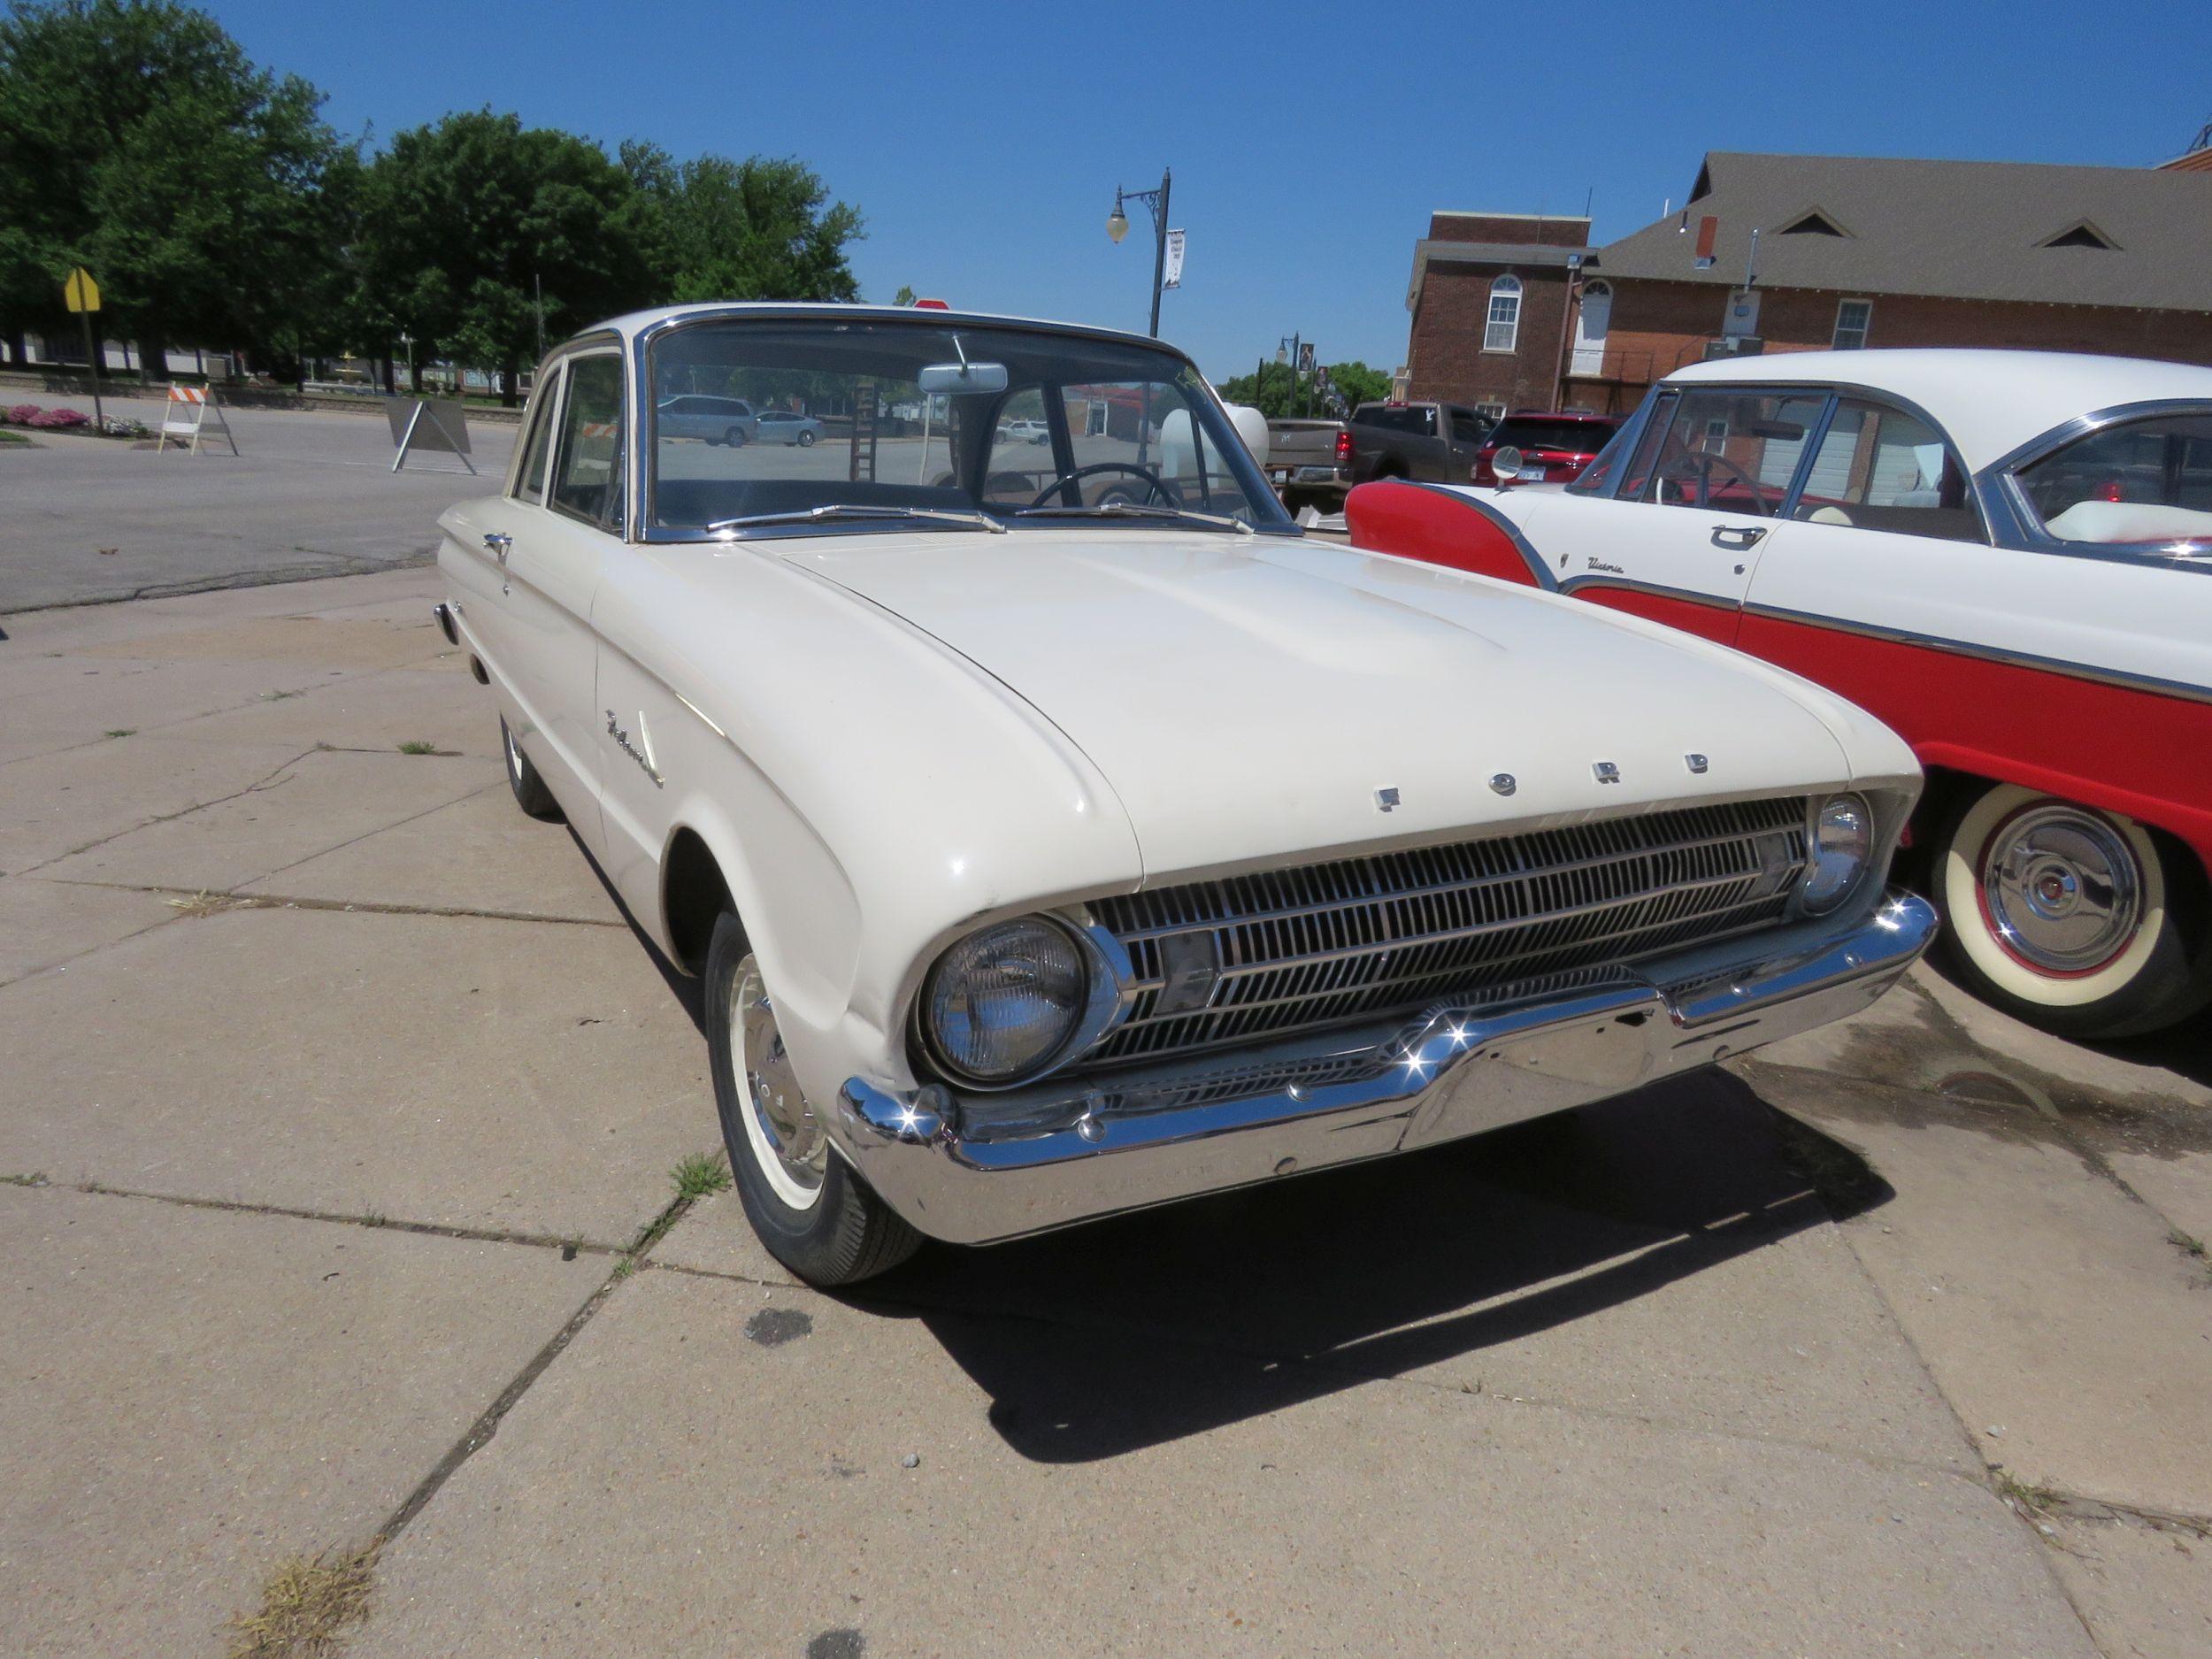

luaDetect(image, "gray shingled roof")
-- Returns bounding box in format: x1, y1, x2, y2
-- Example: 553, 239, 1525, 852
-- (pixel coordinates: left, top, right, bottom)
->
1594, 152, 2212, 312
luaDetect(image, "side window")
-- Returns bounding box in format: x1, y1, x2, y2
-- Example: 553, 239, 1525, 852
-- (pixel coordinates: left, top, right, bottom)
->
549, 355, 625, 528
2012, 412, 2212, 548
1791, 397, 1982, 542
1448, 409, 1486, 443
1635, 388, 1827, 516
512, 369, 562, 505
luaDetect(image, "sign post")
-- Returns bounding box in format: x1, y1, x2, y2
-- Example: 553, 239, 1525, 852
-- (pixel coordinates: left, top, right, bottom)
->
63, 266, 102, 427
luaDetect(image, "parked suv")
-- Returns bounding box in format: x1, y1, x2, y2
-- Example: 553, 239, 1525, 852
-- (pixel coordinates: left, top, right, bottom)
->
1472, 411, 1624, 486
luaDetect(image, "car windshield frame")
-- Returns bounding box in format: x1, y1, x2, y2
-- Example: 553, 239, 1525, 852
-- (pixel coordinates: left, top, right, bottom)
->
628, 310, 1297, 544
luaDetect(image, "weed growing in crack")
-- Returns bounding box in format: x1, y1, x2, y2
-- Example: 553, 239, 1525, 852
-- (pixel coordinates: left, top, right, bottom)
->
166, 891, 246, 919
1992, 1465, 2062, 1519
396, 741, 442, 756
2, 1172, 48, 1187
104, 728, 135, 739
672, 1151, 733, 1201
226, 1539, 380, 1659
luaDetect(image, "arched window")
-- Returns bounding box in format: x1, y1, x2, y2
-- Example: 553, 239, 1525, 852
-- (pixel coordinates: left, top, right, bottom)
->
1485, 274, 1522, 353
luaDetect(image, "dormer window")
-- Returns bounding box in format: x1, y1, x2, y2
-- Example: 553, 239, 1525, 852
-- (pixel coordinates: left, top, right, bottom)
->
2039, 221, 2119, 250
1778, 211, 1847, 237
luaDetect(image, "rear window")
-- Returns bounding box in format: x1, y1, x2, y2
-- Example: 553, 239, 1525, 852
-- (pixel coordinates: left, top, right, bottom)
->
1490, 418, 1615, 451
1356, 404, 1435, 435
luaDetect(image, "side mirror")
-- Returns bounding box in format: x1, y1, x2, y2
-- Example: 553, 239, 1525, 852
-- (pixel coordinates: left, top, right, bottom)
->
1491, 444, 1525, 486
918, 361, 1009, 396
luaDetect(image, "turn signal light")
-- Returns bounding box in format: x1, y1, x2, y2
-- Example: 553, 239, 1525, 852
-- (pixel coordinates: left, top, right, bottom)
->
1333, 430, 1355, 464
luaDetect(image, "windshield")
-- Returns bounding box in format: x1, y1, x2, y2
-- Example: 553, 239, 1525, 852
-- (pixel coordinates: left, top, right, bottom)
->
648, 318, 1289, 535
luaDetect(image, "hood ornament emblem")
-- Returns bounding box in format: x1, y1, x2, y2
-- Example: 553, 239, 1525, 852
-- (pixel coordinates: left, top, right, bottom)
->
1374, 787, 1401, 813
1593, 761, 1622, 785
1488, 773, 1517, 797
1685, 753, 1709, 775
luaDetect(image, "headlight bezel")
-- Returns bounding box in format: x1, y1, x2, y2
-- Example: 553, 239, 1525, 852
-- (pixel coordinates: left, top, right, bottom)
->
915, 913, 1127, 1090
1800, 791, 1876, 916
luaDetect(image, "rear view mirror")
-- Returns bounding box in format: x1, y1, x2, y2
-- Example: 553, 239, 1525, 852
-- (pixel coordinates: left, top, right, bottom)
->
918, 362, 1009, 396
1491, 444, 1525, 483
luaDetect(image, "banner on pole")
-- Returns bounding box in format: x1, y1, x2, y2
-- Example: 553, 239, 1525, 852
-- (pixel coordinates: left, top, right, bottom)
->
157, 385, 239, 456
1162, 229, 1186, 289
385, 396, 476, 474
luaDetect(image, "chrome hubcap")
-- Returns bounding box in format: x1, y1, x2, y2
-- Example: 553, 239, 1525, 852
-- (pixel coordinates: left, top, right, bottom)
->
1982, 804, 2141, 974
731, 957, 827, 1195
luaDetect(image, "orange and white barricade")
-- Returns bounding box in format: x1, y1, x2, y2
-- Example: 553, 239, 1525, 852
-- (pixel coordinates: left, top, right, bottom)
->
157, 384, 239, 456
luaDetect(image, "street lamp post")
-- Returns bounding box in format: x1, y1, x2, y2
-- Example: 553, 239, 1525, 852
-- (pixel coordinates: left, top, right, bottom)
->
1105, 167, 1172, 337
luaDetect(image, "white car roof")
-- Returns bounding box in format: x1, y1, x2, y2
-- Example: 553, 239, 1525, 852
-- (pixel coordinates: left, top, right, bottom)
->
1663, 349, 2212, 470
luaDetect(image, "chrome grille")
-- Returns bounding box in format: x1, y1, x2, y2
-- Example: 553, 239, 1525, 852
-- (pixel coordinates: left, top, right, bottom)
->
1087, 796, 1809, 1067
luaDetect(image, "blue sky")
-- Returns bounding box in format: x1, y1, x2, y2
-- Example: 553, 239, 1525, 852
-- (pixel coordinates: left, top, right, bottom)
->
199, 0, 2202, 380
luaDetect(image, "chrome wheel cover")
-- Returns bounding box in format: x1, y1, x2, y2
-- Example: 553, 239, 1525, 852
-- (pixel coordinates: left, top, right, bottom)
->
1980, 803, 2142, 975
731, 956, 827, 1203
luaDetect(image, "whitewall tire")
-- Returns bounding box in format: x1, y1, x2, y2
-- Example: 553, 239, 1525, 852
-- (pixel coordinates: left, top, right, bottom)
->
1936, 782, 2212, 1040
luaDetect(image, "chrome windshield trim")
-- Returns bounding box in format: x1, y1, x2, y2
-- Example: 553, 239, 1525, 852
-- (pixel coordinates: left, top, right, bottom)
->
705, 504, 1009, 535
1011, 503, 1255, 534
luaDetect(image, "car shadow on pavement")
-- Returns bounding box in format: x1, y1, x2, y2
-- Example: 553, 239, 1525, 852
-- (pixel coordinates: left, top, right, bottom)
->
848, 1071, 1889, 1463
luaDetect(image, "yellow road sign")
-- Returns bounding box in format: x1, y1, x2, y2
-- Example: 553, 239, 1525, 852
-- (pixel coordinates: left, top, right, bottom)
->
64, 267, 101, 313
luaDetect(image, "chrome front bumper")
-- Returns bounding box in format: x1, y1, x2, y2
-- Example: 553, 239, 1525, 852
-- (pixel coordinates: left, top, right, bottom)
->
835, 890, 1936, 1245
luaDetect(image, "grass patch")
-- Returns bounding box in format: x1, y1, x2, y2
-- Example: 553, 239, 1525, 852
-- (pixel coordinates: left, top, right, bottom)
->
0, 429, 29, 446
1992, 1465, 2062, 1519
104, 727, 135, 739
3, 1172, 47, 1187
395, 740, 442, 756
672, 1151, 733, 1201
226, 1539, 379, 1659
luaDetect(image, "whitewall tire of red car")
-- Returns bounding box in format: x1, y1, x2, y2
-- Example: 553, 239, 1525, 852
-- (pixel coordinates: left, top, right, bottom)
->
1937, 782, 2211, 1039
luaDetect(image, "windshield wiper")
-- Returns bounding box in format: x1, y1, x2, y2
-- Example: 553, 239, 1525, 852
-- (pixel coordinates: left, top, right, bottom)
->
1011, 502, 1254, 534
705, 503, 1007, 535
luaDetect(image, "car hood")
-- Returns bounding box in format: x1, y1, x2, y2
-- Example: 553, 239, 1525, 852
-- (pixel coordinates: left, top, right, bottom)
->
791, 530, 1874, 879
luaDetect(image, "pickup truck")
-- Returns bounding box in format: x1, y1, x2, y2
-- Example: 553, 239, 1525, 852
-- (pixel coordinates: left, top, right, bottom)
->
1263, 402, 1494, 513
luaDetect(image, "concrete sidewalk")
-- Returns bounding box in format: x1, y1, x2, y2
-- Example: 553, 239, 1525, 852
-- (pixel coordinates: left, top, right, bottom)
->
2, 569, 2206, 1657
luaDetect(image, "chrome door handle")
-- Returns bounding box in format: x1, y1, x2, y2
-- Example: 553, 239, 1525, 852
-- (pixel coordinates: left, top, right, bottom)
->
1709, 525, 1767, 551
483, 532, 512, 564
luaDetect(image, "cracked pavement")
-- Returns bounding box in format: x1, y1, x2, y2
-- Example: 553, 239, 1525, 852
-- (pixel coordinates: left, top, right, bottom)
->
1, 565, 2207, 1657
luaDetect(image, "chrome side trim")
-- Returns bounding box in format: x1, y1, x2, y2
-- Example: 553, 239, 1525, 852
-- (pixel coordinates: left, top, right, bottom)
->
1557, 573, 1740, 611
1379, 481, 1558, 589
836, 891, 1937, 1244
1740, 600, 2212, 708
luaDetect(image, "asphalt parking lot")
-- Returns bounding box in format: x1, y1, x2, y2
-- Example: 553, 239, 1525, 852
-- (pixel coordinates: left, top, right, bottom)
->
0, 389, 515, 612
3, 573, 2208, 1653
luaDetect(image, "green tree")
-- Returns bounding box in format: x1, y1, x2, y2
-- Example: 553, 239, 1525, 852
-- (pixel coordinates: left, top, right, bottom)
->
1217, 359, 1393, 419
621, 143, 862, 304
357, 111, 660, 402
0, 0, 349, 375
892, 285, 917, 307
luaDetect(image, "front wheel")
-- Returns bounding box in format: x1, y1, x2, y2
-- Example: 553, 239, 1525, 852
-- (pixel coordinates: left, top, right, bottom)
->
1934, 782, 2212, 1040
724, 426, 748, 448
501, 717, 562, 821
795, 428, 816, 447
704, 914, 921, 1286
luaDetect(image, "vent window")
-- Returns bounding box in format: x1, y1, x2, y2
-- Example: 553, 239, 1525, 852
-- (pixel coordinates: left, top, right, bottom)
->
1778, 211, 1846, 236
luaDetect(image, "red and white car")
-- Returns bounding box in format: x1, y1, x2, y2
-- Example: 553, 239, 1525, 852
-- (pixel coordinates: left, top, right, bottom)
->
1348, 349, 2212, 1039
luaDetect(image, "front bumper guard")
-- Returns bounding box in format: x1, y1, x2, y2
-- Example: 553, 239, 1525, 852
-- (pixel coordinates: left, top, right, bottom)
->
836, 890, 1936, 1245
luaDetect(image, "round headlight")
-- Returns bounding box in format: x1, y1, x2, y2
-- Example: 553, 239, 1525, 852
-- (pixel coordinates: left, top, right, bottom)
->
922, 918, 1089, 1086
1802, 793, 1874, 914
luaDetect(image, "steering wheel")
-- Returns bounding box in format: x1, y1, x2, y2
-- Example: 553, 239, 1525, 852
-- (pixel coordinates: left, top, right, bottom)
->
1660, 449, 1768, 514
1028, 463, 1184, 511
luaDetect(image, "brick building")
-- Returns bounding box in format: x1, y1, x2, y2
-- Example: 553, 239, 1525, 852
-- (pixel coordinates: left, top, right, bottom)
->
1403, 150, 2212, 416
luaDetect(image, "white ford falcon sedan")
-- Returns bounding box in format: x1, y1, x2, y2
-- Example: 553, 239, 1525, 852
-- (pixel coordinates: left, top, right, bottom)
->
434, 303, 1934, 1286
